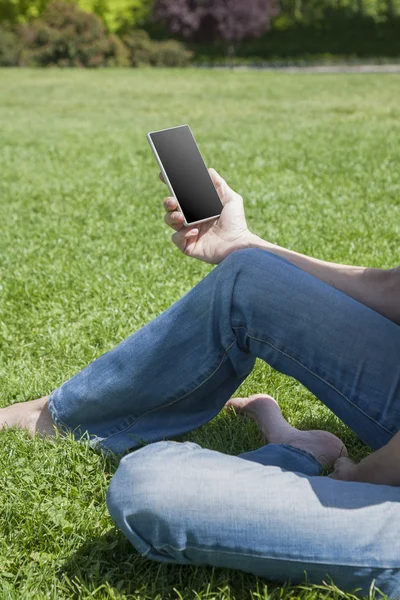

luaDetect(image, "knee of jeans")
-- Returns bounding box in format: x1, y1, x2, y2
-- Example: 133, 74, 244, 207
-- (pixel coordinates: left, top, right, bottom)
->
220, 247, 263, 269
220, 247, 290, 281
106, 441, 199, 554
218, 247, 294, 320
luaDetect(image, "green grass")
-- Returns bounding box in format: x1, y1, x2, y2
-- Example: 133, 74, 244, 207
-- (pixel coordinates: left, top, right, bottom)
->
0, 68, 400, 600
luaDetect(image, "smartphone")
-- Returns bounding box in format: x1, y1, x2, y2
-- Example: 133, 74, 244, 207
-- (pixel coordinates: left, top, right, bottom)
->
147, 124, 223, 227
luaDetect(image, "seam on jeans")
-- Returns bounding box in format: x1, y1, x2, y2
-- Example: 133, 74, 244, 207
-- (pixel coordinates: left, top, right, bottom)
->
152, 542, 399, 570
278, 443, 324, 469
233, 326, 394, 438
100, 339, 237, 445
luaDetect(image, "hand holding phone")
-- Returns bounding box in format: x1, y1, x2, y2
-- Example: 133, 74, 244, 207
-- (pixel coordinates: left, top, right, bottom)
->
147, 125, 253, 265
147, 124, 223, 227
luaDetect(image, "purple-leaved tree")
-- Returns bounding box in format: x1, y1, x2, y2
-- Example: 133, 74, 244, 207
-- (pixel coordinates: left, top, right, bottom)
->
153, 0, 280, 64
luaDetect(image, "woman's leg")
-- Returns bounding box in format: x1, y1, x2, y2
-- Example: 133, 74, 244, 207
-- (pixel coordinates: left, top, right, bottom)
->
107, 440, 400, 599
5, 247, 400, 452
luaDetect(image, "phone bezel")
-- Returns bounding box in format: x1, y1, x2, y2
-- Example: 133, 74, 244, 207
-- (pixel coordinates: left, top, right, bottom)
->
147, 124, 222, 227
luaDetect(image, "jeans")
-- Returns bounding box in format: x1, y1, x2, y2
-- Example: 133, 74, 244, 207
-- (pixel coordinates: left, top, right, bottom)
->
47, 248, 400, 598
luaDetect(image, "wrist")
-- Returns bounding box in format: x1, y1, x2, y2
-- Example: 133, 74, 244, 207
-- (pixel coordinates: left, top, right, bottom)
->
244, 232, 279, 253
243, 231, 260, 247
217, 232, 273, 264
240, 232, 267, 251
220, 232, 260, 262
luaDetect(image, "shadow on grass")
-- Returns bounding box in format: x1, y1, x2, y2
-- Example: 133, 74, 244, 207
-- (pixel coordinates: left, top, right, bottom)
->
58, 529, 290, 599
58, 529, 385, 599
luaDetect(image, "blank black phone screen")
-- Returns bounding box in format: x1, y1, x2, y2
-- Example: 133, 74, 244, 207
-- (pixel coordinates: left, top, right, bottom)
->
149, 125, 223, 225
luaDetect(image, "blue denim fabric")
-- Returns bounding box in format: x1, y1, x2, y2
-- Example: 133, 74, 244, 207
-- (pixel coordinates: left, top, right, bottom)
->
48, 248, 400, 598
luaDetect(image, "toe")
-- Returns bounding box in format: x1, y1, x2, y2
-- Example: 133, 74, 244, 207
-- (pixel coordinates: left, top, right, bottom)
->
224, 398, 248, 412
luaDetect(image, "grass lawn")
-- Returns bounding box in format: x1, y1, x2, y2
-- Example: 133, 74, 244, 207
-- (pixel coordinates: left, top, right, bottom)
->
0, 67, 400, 600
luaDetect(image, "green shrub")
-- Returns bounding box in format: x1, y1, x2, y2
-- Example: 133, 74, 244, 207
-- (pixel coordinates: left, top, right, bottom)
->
149, 38, 193, 66
0, 24, 21, 66
21, 1, 127, 67
123, 29, 154, 66
123, 29, 193, 67
105, 34, 130, 67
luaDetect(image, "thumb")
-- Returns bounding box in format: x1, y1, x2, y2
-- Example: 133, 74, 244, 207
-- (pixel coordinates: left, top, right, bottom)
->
208, 167, 225, 187
208, 168, 233, 204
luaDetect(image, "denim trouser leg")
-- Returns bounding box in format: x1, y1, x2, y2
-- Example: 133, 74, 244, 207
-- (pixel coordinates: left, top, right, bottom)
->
107, 440, 400, 599
238, 442, 324, 476
48, 247, 400, 453
47, 247, 400, 596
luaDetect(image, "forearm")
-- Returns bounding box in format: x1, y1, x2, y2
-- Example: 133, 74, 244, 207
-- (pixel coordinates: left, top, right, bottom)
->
245, 233, 397, 324
353, 431, 400, 486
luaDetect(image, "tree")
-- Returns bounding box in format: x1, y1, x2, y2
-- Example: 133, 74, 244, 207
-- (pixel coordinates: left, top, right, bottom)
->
0, 0, 153, 31
21, 1, 129, 66
78, 0, 153, 33
0, 0, 49, 23
152, 0, 280, 63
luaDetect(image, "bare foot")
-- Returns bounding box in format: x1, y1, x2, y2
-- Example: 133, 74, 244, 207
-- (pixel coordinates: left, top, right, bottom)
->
0, 396, 57, 438
225, 393, 348, 468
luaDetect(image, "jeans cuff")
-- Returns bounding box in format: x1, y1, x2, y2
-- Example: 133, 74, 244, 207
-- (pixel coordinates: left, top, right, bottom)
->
279, 443, 324, 470
47, 388, 69, 433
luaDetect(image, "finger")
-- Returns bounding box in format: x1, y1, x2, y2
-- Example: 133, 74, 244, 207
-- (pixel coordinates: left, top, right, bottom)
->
164, 210, 184, 230
339, 444, 349, 458
333, 456, 354, 468
328, 466, 339, 479
171, 227, 197, 248
183, 227, 199, 238
159, 171, 166, 184
164, 212, 184, 227
163, 196, 178, 211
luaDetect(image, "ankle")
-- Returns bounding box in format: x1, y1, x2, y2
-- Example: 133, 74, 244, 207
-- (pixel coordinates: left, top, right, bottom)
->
263, 423, 294, 444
